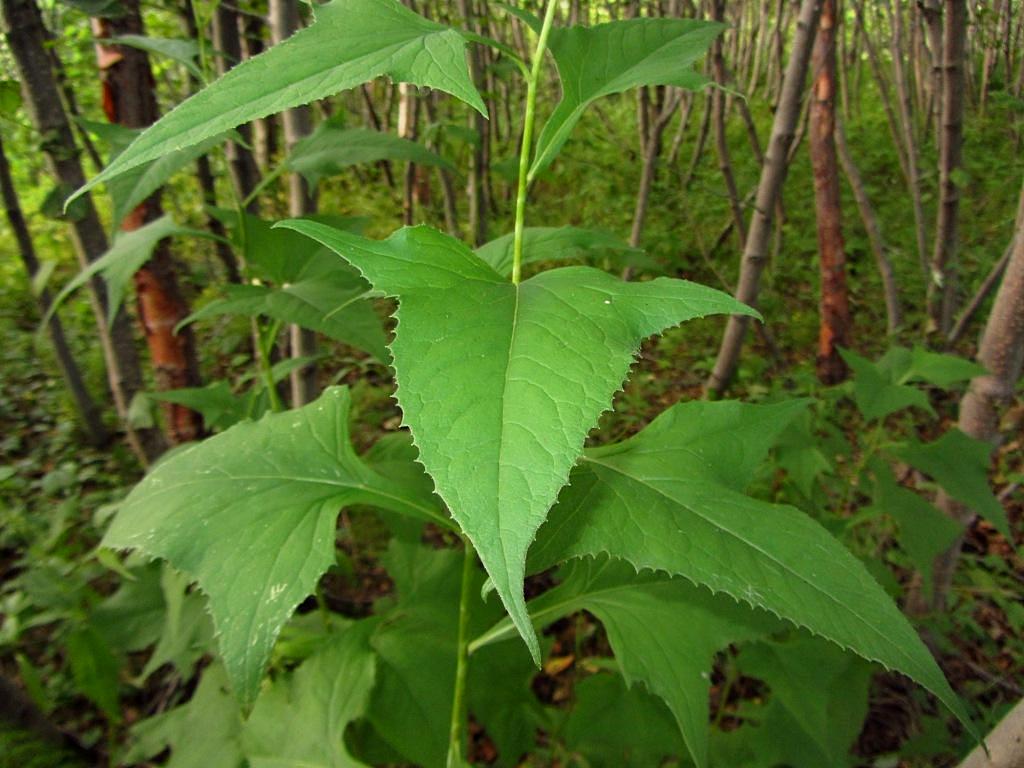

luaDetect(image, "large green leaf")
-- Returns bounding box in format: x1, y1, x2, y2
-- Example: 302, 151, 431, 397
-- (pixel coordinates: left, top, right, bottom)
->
79, 118, 229, 227
508, 11, 721, 178
90, 562, 166, 654
124, 663, 244, 768
288, 124, 454, 187
68, 0, 484, 205
242, 621, 377, 768
890, 429, 1010, 540
474, 226, 647, 277
868, 463, 964, 595
103, 386, 445, 705
718, 636, 873, 768
278, 219, 756, 662
879, 345, 988, 388
184, 251, 388, 362
473, 558, 779, 768
841, 348, 935, 421
526, 399, 976, 735
138, 566, 215, 683
563, 673, 684, 768
211, 209, 367, 285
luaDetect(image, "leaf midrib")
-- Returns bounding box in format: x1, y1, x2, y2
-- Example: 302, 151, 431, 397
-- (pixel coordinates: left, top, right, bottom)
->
493, 283, 523, 582
133, 473, 441, 523
581, 455, 932, 680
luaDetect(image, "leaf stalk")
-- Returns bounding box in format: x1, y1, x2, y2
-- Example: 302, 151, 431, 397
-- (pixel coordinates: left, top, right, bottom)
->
446, 537, 477, 768
510, 0, 558, 285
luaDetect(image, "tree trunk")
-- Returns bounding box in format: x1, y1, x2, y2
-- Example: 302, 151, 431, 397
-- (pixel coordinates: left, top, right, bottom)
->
269, 0, 318, 407
457, 0, 488, 246
886, 0, 930, 277
956, 695, 1024, 768
835, 117, 901, 335
397, 81, 418, 227
681, 89, 712, 189
809, 0, 851, 385
179, 0, 242, 284
947, 242, 1013, 348
240, 10, 277, 173
0, 134, 108, 445
925, 179, 1024, 611
93, 1, 203, 444
927, 0, 968, 337
921, 0, 945, 144
630, 90, 680, 248
2, 0, 162, 464
212, 0, 262, 209
705, 0, 822, 396
424, 92, 461, 238
710, 0, 747, 250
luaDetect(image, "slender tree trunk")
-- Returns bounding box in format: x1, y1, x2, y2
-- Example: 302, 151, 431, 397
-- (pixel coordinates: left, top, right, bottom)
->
809, 0, 852, 384
887, 0, 930, 277
2, 0, 161, 464
269, 0, 318, 407
927, 0, 967, 336
666, 92, 695, 167
0, 134, 108, 444
424, 92, 461, 238
947, 242, 1013, 347
710, 0, 747, 250
921, 0, 945, 144
926, 179, 1024, 612
212, 0, 262, 209
93, 1, 203, 444
179, 0, 243, 284
458, 0, 485, 244
835, 117, 901, 335
706, 0, 822, 396
240, 10, 276, 173
631, 90, 680, 248
681, 88, 712, 189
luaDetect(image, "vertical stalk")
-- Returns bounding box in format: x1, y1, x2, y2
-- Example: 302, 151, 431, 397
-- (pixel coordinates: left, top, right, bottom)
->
510, 0, 559, 285
448, 7, 557, 759
446, 538, 476, 768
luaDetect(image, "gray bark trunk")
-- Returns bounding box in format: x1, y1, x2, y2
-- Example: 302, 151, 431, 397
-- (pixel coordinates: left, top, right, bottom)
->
956, 695, 1024, 768
927, 0, 968, 337
928, 179, 1024, 611
269, 0, 318, 407
835, 117, 902, 335
705, 0, 822, 395
2, 0, 162, 464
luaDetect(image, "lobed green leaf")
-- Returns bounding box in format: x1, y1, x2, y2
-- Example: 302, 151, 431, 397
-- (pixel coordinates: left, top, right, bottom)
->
277, 219, 757, 664
103, 386, 444, 705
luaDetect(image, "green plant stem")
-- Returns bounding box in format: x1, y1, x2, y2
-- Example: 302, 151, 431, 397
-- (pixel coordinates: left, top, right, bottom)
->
242, 163, 286, 211
259, 319, 284, 412
446, 537, 476, 768
510, 0, 559, 285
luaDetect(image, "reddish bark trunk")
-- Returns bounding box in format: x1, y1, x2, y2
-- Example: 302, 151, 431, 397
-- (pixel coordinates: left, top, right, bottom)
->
92, 4, 203, 443
809, 0, 852, 385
